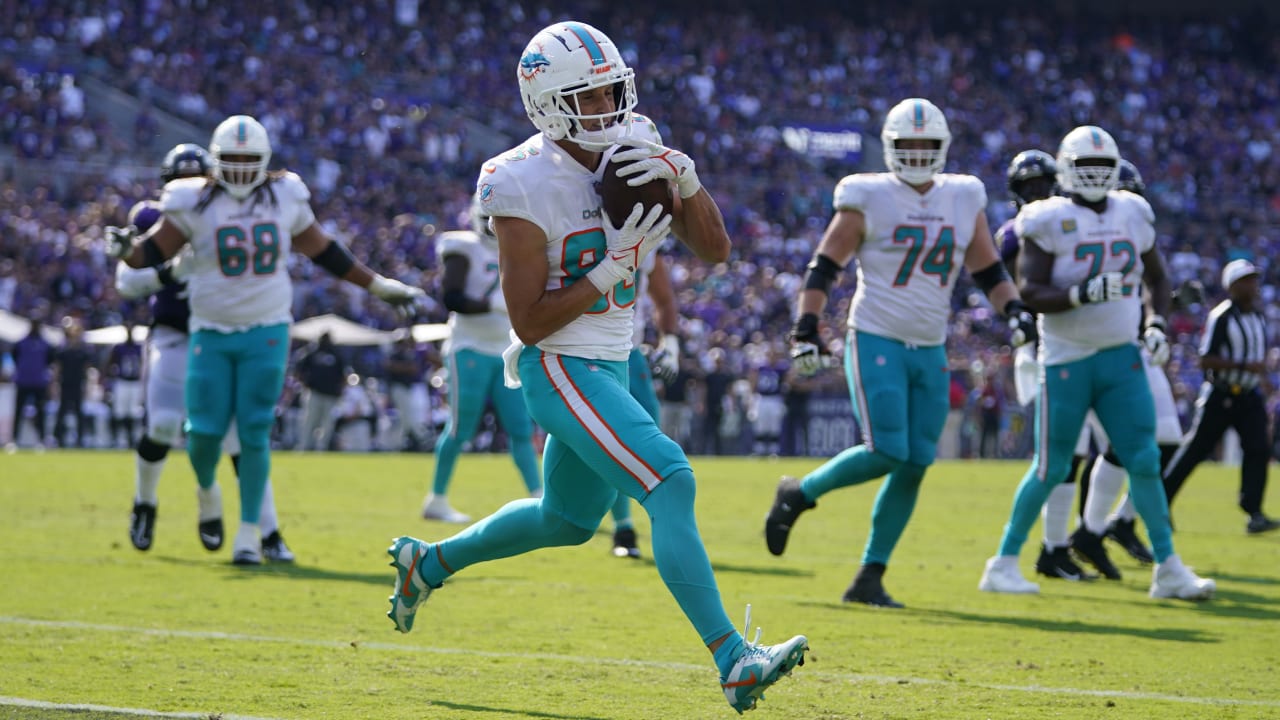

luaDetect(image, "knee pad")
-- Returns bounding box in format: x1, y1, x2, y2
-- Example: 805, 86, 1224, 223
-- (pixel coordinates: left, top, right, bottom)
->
136, 435, 171, 462
147, 410, 185, 446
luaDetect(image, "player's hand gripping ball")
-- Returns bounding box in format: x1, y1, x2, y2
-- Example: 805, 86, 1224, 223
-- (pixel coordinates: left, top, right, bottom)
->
598, 156, 675, 231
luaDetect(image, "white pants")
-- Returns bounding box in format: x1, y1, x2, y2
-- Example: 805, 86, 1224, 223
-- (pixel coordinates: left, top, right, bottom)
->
112, 379, 144, 419
144, 325, 243, 453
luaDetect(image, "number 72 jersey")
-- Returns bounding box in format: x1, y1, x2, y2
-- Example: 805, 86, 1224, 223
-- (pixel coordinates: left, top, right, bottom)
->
838, 173, 988, 346
161, 173, 315, 333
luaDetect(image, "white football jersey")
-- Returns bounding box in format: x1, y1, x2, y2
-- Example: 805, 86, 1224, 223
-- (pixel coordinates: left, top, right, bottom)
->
478, 116, 665, 362
438, 229, 511, 357
835, 173, 987, 346
161, 174, 315, 333
1016, 192, 1156, 365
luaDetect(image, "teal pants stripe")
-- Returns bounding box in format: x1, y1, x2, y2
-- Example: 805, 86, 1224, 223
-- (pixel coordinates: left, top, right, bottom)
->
433, 349, 540, 495
185, 324, 289, 524
998, 343, 1173, 561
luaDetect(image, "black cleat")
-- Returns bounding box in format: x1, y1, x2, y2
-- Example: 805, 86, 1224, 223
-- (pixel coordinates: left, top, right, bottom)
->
1070, 526, 1122, 580
1035, 543, 1096, 581
262, 530, 295, 562
842, 563, 904, 608
1105, 518, 1154, 564
611, 527, 641, 559
1247, 513, 1280, 535
764, 476, 816, 556
129, 502, 157, 551
198, 518, 224, 551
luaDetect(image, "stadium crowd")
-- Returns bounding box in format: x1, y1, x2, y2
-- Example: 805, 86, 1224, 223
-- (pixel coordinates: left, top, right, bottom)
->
2, 0, 1279, 456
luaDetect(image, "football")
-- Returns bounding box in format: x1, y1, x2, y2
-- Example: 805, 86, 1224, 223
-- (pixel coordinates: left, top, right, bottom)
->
598, 157, 675, 230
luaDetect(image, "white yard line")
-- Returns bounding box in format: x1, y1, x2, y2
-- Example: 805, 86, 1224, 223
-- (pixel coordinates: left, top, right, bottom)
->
3, 616, 1278, 709
0, 695, 281, 720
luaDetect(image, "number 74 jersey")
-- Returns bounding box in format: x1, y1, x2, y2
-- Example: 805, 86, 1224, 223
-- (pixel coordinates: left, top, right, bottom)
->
838, 173, 987, 346
1016, 192, 1156, 365
161, 173, 315, 333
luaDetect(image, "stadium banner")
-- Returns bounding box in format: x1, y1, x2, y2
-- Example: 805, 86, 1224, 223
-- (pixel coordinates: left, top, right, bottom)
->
780, 124, 863, 162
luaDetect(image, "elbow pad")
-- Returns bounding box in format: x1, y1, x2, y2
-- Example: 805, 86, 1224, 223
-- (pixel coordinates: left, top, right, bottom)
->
802, 254, 843, 295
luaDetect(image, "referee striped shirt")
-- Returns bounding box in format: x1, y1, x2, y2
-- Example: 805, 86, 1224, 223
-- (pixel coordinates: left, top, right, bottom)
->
1199, 299, 1267, 390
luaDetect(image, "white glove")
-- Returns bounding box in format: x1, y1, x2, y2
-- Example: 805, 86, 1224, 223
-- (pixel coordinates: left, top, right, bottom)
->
1142, 315, 1170, 366
1070, 271, 1125, 306
649, 334, 680, 383
611, 137, 702, 199
105, 225, 137, 260
585, 203, 672, 294
1013, 343, 1040, 407
369, 275, 427, 320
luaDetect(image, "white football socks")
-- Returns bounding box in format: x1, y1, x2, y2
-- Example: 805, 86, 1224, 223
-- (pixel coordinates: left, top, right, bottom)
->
1084, 457, 1127, 534
1042, 482, 1076, 549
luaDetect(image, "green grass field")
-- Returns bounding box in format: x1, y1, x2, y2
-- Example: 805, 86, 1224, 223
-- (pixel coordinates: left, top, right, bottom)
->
1, 451, 1278, 719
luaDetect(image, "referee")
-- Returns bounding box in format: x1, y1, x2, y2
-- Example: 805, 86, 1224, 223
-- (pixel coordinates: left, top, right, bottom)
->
1163, 259, 1279, 534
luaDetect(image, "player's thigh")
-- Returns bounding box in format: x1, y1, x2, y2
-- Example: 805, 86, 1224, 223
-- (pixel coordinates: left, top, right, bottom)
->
232, 324, 290, 436
627, 350, 661, 422
446, 349, 495, 436
905, 344, 950, 464
541, 435, 616, 530
845, 330, 910, 459
519, 348, 689, 499
1094, 346, 1158, 474
1034, 359, 1093, 480
185, 331, 235, 437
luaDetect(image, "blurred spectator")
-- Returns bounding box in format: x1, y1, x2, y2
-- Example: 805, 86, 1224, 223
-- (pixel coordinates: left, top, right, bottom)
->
294, 332, 347, 451
53, 318, 91, 448
11, 320, 53, 447
107, 322, 145, 448
385, 336, 432, 451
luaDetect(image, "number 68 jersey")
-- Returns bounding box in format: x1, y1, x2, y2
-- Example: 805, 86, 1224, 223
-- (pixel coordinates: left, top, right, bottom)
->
160, 174, 316, 333
838, 173, 987, 346
1015, 192, 1156, 365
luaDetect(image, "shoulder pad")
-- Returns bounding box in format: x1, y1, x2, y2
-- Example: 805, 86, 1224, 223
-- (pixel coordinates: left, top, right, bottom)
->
159, 177, 209, 212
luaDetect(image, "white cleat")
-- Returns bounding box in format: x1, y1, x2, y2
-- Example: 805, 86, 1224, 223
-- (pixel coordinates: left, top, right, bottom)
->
979, 555, 1040, 594
421, 494, 472, 524
231, 523, 262, 566
1150, 554, 1215, 601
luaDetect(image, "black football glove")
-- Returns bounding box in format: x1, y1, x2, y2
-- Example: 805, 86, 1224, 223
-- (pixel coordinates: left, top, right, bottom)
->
789, 313, 829, 376
1004, 299, 1038, 347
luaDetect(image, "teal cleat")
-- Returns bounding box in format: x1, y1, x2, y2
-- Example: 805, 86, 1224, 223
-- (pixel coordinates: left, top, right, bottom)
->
720, 605, 809, 714
386, 536, 437, 633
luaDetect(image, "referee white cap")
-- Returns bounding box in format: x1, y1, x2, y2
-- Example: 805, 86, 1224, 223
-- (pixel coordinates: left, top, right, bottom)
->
1222, 258, 1260, 289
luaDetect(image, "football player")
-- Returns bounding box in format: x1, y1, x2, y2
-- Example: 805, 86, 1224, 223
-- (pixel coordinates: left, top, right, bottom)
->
383, 21, 807, 713
108, 116, 424, 564
422, 201, 542, 524
765, 98, 1037, 608
998, 149, 1096, 581
116, 143, 289, 561
979, 126, 1214, 600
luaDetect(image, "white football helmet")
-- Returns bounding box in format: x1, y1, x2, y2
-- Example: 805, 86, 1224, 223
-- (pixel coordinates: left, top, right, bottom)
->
209, 115, 272, 199
517, 21, 637, 150
881, 98, 951, 185
1056, 125, 1120, 202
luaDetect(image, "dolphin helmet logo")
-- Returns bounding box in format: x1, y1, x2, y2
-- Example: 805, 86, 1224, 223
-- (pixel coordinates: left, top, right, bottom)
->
519, 50, 551, 81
